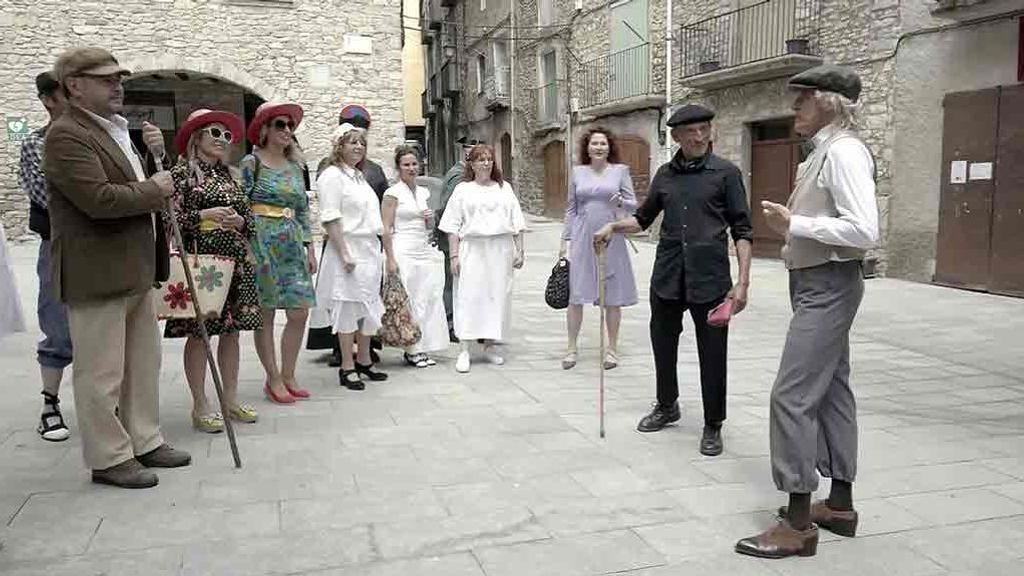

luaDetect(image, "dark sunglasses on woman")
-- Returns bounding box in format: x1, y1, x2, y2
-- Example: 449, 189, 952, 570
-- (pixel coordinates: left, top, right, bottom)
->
202, 126, 232, 142
273, 119, 296, 131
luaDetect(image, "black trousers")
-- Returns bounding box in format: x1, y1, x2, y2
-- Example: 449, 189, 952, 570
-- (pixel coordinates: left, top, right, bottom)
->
650, 291, 728, 426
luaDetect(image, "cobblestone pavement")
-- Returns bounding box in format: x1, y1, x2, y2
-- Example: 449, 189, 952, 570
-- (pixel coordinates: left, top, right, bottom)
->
2, 217, 1024, 575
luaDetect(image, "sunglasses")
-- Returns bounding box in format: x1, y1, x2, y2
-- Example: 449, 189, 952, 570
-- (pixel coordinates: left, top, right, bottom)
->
202, 126, 232, 142
272, 119, 296, 131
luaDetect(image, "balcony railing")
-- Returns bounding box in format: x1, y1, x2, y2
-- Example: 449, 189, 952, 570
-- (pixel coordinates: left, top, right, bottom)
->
536, 81, 561, 125
577, 43, 650, 110
482, 66, 511, 109
678, 0, 820, 78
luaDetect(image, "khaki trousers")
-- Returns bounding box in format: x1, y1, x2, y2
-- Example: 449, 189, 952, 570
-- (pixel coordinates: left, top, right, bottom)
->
67, 291, 164, 470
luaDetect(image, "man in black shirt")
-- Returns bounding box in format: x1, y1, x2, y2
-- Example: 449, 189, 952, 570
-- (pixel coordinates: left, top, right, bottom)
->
595, 104, 753, 456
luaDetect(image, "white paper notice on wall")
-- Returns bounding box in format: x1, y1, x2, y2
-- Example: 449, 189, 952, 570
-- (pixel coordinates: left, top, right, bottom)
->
309, 65, 331, 88
969, 162, 993, 181
950, 160, 967, 184
343, 35, 373, 55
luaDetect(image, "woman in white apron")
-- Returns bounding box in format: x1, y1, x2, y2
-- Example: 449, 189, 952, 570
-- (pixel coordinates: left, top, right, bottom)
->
313, 124, 387, 389
438, 144, 526, 373
382, 145, 449, 367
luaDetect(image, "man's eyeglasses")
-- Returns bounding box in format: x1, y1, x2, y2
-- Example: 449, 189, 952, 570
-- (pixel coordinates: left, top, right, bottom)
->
272, 119, 296, 131
202, 126, 232, 142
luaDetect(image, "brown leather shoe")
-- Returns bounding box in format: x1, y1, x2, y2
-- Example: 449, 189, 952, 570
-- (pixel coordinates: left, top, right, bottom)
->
91, 459, 158, 489
735, 520, 819, 559
136, 444, 192, 468
778, 500, 858, 537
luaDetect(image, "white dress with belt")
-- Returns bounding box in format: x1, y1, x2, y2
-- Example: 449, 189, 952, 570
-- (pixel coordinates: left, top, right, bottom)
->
313, 164, 385, 335
384, 181, 449, 353
438, 180, 526, 341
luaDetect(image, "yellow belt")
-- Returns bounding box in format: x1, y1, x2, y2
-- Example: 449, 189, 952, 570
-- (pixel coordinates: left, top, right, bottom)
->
251, 203, 294, 219
199, 219, 222, 232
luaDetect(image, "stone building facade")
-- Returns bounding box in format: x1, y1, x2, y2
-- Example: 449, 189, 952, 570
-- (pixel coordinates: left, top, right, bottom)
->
672, 0, 1023, 291
512, 0, 669, 217
420, 0, 1023, 293
0, 0, 405, 239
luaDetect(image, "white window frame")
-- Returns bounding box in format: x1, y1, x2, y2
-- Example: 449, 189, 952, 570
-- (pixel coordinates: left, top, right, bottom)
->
538, 0, 554, 26
476, 54, 486, 95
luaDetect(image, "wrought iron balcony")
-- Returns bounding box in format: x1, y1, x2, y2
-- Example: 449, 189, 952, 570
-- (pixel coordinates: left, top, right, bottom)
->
678, 0, 822, 87
576, 43, 653, 111
482, 66, 511, 110
422, 89, 435, 118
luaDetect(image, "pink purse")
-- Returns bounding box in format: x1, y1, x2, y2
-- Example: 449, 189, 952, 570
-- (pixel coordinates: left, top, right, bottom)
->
707, 297, 734, 328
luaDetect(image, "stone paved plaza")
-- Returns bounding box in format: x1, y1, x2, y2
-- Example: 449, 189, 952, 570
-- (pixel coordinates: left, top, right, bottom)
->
2, 218, 1024, 575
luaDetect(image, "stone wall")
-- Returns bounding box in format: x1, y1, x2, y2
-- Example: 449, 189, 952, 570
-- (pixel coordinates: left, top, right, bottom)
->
0, 0, 404, 239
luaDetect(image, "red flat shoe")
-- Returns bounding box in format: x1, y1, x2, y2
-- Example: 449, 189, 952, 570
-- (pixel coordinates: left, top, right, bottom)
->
283, 382, 311, 399
264, 384, 296, 405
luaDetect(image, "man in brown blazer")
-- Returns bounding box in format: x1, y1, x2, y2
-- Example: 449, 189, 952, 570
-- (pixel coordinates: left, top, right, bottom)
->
45, 47, 191, 488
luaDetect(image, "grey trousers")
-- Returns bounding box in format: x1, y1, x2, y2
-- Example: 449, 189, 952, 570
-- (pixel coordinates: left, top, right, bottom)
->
770, 260, 864, 494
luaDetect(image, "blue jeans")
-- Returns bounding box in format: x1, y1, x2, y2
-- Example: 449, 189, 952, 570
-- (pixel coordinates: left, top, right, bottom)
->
36, 241, 72, 369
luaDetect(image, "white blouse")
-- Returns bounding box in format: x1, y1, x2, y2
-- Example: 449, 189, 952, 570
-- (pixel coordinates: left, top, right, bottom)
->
383, 180, 431, 240
317, 164, 383, 237
438, 180, 526, 238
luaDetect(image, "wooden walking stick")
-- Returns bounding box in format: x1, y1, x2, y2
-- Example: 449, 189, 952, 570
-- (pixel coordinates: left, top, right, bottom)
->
597, 243, 608, 439
165, 200, 243, 468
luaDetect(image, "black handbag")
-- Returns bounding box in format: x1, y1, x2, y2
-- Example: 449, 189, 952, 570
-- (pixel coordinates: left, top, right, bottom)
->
545, 257, 571, 310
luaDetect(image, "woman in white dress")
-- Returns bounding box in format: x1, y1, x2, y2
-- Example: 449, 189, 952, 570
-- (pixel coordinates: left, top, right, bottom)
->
382, 145, 449, 367
314, 123, 388, 390
438, 144, 526, 373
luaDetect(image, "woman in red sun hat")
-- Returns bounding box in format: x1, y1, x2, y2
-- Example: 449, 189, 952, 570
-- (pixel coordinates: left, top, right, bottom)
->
241, 102, 317, 405
166, 109, 261, 433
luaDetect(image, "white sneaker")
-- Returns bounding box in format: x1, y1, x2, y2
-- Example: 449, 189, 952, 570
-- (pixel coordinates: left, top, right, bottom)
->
483, 346, 505, 366
455, 350, 471, 373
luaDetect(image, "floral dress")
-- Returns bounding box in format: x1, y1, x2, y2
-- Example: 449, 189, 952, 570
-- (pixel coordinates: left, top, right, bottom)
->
164, 158, 262, 338
240, 154, 315, 309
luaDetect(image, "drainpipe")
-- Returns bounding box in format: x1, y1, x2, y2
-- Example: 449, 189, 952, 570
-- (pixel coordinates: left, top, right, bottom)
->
509, 1, 516, 179
664, 0, 673, 163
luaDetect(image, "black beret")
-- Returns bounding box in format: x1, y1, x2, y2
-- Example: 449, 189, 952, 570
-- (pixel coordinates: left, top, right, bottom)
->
35, 71, 59, 96
667, 104, 715, 127
788, 64, 862, 102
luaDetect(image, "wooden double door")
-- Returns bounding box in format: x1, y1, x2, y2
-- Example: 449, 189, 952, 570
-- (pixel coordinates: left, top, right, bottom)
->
935, 85, 1024, 297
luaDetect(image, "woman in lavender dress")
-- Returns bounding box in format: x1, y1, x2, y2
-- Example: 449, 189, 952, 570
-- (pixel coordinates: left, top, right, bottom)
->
559, 128, 637, 370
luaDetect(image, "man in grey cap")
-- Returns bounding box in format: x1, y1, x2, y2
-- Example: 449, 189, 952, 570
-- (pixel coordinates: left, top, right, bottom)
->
45, 47, 191, 488
595, 104, 753, 457
735, 64, 879, 558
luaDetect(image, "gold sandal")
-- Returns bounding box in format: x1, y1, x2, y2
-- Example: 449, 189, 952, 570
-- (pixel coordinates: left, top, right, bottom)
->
603, 350, 619, 370
226, 404, 258, 424
192, 412, 224, 434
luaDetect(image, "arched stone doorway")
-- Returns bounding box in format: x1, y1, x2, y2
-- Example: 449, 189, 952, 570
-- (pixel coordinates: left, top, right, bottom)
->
123, 70, 267, 162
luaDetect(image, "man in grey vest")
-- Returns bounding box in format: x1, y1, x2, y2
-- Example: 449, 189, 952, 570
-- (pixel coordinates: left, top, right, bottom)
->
735, 65, 879, 559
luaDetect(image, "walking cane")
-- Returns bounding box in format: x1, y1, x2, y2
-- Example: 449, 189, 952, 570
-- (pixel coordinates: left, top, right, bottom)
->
165, 200, 243, 468
597, 243, 608, 439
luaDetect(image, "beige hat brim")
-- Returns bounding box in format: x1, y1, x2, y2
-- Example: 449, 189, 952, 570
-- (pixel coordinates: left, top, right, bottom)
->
80, 63, 131, 77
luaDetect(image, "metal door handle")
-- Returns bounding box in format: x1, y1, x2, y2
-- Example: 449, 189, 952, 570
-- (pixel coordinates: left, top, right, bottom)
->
962, 202, 970, 215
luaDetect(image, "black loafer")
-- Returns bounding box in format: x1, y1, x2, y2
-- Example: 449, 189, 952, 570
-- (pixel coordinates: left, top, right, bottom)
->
636, 402, 681, 432
339, 369, 365, 390
700, 425, 723, 456
355, 362, 388, 382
